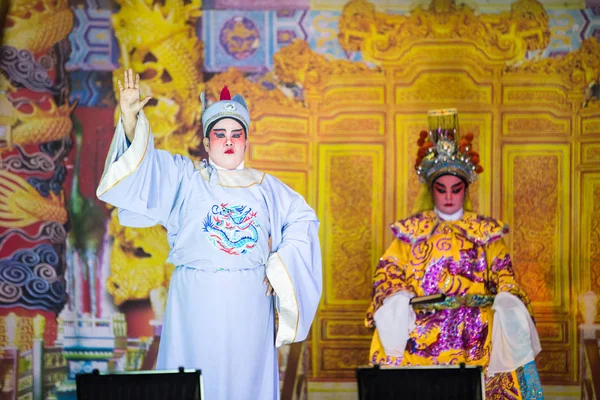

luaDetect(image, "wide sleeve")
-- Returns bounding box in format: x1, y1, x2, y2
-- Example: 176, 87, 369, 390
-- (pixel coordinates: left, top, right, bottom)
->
486, 238, 534, 317
365, 239, 413, 328
95, 110, 194, 227
488, 292, 542, 375
264, 178, 322, 348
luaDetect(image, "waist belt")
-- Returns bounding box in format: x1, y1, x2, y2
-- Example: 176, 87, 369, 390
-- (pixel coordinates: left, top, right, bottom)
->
412, 294, 495, 311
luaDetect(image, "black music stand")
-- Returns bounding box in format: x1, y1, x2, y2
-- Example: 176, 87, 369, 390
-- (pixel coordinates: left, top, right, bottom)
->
357, 364, 485, 400
76, 367, 203, 400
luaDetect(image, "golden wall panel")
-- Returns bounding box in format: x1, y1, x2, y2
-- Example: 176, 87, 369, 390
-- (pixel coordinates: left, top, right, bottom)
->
395, 72, 492, 104
322, 86, 385, 106
455, 114, 492, 215
581, 173, 600, 322
319, 113, 385, 136
321, 347, 370, 373
582, 143, 600, 163
582, 116, 600, 135
502, 145, 571, 311
535, 321, 567, 343
395, 114, 425, 219
318, 145, 385, 307
535, 349, 570, 381
392, 47, 495, 78
254, 116, 308, 136
322, 319, 372, 341
502, 113, 571, 136
250, 142, 308, 164
502, 86, 568, 109
396, 113, 492, 219
263, 170, 308, 200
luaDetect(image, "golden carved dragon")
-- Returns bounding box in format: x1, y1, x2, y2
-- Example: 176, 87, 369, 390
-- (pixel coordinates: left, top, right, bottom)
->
3, 0, 73, 54
337, 0, 550, 64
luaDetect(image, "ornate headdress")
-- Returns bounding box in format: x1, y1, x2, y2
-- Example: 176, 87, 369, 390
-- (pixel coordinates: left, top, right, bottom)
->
201, 86, 250, 137
415, 109, 483, 186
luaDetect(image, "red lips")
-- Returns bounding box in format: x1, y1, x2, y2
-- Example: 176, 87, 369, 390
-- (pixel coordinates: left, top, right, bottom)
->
225, 149, 234, 154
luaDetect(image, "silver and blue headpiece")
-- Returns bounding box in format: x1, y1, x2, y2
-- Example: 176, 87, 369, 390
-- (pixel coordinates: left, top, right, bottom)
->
201, 86, 250, 138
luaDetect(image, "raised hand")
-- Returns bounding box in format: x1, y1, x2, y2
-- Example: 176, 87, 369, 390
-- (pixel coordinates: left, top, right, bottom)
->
117, 68, 152, 141
117, 68, 152, 118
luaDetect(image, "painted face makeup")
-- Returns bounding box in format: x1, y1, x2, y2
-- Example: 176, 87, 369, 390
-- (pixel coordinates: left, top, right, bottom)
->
203, 117, 247, 170
432, 174, 467, 215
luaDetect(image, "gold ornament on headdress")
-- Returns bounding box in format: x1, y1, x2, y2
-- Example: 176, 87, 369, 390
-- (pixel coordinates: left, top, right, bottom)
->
415, 109, 483, 186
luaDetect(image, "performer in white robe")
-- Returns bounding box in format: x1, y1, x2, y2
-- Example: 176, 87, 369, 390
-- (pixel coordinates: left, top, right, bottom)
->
96, 69, 322, 400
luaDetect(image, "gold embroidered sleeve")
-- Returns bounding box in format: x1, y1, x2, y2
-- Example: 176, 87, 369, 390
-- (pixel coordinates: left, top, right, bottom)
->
365, 239, 412, 328
486, 239, 534, 317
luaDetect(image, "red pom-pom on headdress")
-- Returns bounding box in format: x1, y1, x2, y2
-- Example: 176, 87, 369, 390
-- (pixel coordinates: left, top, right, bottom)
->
220, 86, 231, 101
414, 109, 486, 186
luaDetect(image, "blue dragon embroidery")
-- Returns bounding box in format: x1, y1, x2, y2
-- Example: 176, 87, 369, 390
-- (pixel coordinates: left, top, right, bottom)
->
202, 203, 260, 255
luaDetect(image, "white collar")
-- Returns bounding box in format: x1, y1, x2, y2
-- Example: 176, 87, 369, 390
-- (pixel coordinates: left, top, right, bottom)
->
434, 207, 464, 221
209, 157, 244, 170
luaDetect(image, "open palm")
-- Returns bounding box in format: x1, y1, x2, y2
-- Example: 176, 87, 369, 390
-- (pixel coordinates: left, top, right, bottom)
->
118, 68, 152, 117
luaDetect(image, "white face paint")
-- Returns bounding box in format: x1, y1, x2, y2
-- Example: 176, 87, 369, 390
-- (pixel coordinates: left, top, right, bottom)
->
203, 118, 248, 170
432, 174, 466, 215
